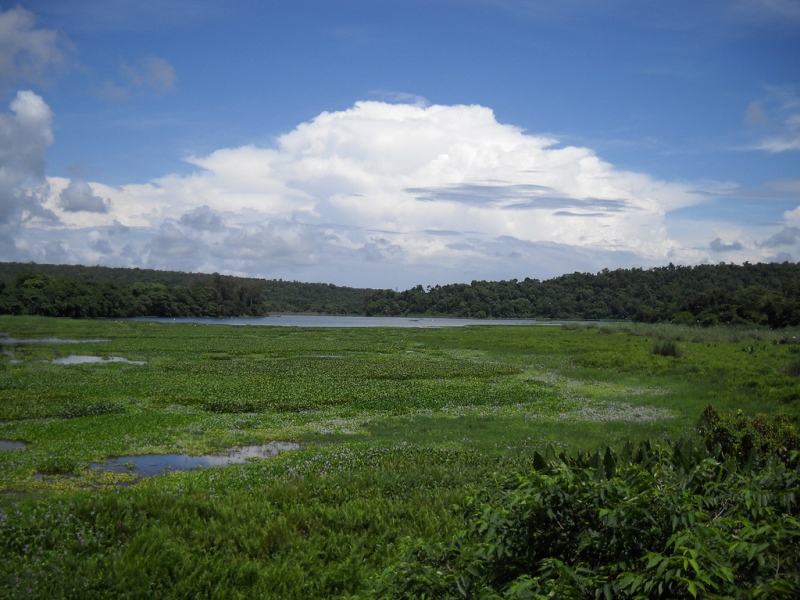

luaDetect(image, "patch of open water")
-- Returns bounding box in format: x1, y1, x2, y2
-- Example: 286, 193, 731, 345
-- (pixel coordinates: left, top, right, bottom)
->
131, 316, 587, 328
0, 441, 25, 451
90, 442, 299, 479
51, 355, 146, 365
0, 337, 111, 345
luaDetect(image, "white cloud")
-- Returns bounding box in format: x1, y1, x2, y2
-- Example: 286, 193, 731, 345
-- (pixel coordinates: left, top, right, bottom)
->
16, 99, 774, 287
0, 90, 54, 256
710, 238, 744, 252
59, 178, 110, 213
179, 205, 225, 231
0, 6, 65, 84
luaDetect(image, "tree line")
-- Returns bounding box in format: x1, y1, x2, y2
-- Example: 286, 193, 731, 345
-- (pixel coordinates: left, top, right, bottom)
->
1, 260, 799, 327
0, 263, 372, 318
363, 262, 800, 328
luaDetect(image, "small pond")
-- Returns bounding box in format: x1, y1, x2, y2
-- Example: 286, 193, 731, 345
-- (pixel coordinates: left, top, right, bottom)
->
0, 337, 111, 345
91, 442, 299, 479
51, 355, 146, 365
0, 441, 25, 451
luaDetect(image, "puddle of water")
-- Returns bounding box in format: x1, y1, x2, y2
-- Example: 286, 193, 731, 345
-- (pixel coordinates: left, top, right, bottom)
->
51, 355, 146, 365
0, 440, 25, 451
0, 338, 110, 346
91, 442, 299, 478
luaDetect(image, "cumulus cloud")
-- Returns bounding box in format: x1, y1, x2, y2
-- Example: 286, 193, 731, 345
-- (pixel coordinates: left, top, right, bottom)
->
0, 6, 65, 84
179, 205, 225, 231
0, 90, 54, 256
758, 226, 800, 247
19, 100, 736, 286
89, 237, 114, 255
709, 238, 744, 252
59, 178, 110, 213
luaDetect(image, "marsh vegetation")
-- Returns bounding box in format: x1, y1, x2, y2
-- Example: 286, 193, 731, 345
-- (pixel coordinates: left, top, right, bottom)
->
0, 316, 798, 597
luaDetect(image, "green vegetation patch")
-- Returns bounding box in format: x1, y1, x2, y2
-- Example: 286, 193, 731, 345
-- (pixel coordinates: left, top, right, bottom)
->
0, 316, 798, 597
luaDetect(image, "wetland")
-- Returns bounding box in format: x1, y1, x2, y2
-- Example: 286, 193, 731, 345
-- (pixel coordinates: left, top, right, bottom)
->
0, 315, 798, 598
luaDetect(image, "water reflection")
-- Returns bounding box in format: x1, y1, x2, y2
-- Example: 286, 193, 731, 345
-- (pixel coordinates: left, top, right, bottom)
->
91, 442, 299, 479
0, 440, 25, 451
51, 355, 145, 365
0, 337, 110, 345
132, 316, 564, 328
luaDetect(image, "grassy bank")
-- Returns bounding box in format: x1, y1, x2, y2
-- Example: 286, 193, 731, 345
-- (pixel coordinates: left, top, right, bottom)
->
0, 317, 797, 597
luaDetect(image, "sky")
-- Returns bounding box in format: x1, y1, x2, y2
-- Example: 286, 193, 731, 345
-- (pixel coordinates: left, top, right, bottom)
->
0, 0, 798, 289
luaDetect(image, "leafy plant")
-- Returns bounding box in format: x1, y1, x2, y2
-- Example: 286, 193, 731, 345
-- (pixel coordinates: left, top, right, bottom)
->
786, 356, 800, 377
698, 404, 799, 467
59, 402, 125, 419
37, 455, 80, 475
367, 436, 800, 599
651, 339, 684, 358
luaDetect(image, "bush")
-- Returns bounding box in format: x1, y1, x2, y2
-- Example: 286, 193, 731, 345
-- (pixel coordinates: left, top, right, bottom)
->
59, 402, 124, 419
37, 455, 80, 475
698, 404, 800, 466
651, 339, 684, 358
367, 437, 800, 599
786, 356, 800, 377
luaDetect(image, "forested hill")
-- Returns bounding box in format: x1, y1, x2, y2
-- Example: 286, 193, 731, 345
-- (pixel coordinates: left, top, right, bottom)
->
365, 262, 800, 328
1, 261, 799, 327
0, 262, 374, 318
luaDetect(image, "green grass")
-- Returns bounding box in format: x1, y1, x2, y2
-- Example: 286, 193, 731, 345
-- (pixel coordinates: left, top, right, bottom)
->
0, 316, 798, 597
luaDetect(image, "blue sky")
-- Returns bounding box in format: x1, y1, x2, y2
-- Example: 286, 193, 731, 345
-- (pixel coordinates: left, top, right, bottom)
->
0, 0, 798, 288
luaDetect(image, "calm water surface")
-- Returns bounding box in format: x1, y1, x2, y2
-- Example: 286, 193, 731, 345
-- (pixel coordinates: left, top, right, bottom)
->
132, 316, 569, 328
51, 355, 145, 365
91, 442, 299, 479
0, 441, 25, 451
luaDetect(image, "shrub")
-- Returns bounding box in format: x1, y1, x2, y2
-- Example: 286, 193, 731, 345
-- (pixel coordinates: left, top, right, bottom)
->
202, 399, 260, 413
698, 404, 800, 466
37, 455, 80, 475
59, 402, 124, 419
367, 437, 800, 599
786, 356, 800, 377
651, 339, 683, 358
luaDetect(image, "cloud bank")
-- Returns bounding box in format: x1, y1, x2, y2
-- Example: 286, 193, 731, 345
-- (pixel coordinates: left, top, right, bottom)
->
0, 90, 54, 257
4, 98, 799, 287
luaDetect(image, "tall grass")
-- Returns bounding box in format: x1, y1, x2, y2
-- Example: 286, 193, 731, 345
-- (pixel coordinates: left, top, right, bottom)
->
650, 339, 684, 358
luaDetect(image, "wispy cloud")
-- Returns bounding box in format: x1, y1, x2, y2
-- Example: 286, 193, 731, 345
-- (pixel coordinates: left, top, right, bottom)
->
746, 86, 800, 153
0, 6, 67, 85
100, 55, 177, 100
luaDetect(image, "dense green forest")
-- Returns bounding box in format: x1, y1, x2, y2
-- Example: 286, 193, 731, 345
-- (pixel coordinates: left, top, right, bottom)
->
0, 262, 372, 318
2, 260, 799, 326
365, 261, 800, 328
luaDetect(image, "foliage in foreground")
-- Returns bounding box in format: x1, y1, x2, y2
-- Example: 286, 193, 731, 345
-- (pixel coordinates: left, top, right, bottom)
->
368, 412, 800, 599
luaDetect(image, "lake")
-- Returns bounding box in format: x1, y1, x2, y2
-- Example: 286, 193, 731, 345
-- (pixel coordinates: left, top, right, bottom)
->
131, 315, 576, 328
